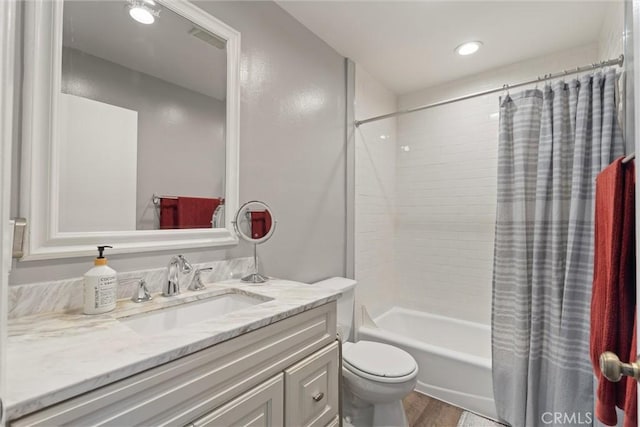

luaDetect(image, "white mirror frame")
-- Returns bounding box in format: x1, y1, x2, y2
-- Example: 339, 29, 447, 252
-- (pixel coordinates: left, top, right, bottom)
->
20, 0, 240, 260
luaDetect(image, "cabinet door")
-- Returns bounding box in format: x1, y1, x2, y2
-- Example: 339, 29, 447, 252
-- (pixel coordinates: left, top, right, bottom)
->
325, 415, 340, 427
285, 341, 339, 427
187, 374, 284, 427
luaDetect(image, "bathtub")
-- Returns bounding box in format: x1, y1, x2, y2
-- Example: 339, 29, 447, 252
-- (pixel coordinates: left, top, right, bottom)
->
358, 307, 498, 420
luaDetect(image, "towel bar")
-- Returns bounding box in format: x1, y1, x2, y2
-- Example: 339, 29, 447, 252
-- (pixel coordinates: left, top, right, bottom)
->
152, 194, 179, 206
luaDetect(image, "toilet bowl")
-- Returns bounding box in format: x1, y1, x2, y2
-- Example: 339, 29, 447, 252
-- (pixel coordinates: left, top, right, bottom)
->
311, 278, 419, 427
342, 340, 418, 427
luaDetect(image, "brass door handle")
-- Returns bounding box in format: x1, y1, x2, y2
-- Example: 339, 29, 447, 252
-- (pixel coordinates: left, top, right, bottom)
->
599, 352, 640, 382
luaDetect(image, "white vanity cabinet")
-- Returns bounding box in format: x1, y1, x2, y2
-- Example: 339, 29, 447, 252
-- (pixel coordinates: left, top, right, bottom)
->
186, 340, 340, 427
10, 302, 339, 427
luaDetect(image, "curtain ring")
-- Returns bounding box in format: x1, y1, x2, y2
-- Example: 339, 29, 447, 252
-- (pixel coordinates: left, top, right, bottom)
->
534, 76, 543, 90
541, 74, 549, 87
502, 83, 510, 97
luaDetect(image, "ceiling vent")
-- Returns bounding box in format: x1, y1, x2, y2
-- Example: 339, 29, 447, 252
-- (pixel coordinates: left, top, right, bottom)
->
189, 27, 226, 50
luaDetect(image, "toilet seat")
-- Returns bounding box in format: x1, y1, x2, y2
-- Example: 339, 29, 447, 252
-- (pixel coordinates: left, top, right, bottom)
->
343, 341, 417, 384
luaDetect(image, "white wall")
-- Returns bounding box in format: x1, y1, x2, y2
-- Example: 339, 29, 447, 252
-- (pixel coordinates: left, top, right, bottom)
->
58, 94, 138, 232
395, 44, 602, 325
599, 1, 624, 62
354, 65, 398, 319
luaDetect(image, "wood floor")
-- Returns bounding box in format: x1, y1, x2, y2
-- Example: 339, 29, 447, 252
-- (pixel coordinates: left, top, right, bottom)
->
402, 391, 505, 427
402, 392, 464, 427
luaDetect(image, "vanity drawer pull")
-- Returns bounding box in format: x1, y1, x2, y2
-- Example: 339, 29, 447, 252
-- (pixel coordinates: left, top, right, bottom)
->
312, 392, 324, 402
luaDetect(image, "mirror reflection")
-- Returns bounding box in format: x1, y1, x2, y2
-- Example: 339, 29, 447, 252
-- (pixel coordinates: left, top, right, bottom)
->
59, 0, 227, 232
234, 203, 275, 242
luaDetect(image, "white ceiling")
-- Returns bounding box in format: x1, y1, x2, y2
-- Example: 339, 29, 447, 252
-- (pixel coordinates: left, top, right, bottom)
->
63, 1, 227, 100
277, 1, 616, 94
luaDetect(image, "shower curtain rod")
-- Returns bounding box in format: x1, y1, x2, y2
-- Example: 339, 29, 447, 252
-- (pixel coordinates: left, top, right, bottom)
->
354, 54, 625, 127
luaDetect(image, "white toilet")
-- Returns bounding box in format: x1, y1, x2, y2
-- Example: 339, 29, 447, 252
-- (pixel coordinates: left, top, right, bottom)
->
313, 278, 418, 427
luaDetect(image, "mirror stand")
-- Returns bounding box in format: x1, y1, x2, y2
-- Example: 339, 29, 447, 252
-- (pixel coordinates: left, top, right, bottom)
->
233, 200, 276, 284
242, 243, 269, 283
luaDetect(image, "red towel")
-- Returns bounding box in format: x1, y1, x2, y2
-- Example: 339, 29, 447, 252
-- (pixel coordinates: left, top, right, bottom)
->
159, 198, 178, 229
622, 161, 637, 427
176, 197, 220, 229
250, 211, 272, 238
591, 158, 636, 426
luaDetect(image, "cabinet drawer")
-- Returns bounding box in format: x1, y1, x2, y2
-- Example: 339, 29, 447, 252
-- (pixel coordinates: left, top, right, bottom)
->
186, 374, 284, 427
11, 302, 336, 427
284, 341, 339, 427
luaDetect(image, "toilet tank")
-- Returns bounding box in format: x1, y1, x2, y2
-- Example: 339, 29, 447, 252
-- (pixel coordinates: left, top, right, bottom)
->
312, 277, 357, 341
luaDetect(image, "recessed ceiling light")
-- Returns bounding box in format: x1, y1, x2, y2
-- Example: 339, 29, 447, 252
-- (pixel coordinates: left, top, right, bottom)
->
129, 5, 155, 24
455, 41, 483, 56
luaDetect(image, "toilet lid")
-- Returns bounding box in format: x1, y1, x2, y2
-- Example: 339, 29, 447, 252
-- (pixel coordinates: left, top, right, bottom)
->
342, 341, 417, 378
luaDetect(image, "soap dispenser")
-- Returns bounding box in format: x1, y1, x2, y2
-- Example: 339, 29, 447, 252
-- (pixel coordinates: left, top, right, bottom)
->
83, 245, 118, 314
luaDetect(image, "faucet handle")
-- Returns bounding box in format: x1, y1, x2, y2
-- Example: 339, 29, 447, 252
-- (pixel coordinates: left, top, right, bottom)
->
132, 278, 152, 303
189, 267, 213, 291
179, 255, 193, 274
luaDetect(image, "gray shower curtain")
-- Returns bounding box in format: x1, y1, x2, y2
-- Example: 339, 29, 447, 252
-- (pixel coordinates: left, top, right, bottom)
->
492, 69, 624, 427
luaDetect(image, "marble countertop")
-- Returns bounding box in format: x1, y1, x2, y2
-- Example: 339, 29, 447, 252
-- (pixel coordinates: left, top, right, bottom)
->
5, 279, 340, 421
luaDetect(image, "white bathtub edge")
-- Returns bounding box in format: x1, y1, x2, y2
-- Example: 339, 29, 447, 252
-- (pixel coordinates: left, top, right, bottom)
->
376, 306, 491, 332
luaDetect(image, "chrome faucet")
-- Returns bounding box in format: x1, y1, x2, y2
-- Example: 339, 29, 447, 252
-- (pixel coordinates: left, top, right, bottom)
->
164, 255, 193, 296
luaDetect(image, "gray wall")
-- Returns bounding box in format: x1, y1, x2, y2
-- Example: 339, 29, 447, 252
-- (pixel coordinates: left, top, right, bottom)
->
61, 47, 226, 230
9, 1, 347, 285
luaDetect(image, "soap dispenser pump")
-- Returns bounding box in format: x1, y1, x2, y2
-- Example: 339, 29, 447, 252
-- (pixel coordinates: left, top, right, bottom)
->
83, 245, 118, 314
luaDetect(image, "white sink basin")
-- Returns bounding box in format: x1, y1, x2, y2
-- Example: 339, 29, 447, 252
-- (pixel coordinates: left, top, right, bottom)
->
120, 293, 266, 335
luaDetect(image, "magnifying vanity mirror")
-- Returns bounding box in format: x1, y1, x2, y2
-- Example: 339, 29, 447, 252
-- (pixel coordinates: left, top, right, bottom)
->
19, 0, 240, 259
233, 201, 277, 283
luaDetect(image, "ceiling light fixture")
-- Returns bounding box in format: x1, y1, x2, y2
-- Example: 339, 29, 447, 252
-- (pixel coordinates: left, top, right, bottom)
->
127, 0, 159, 25
129, 7, 154, 24
455, 41, 483, 56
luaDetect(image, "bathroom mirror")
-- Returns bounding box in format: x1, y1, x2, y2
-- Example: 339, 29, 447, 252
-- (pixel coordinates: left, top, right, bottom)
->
19, 0, 240, 259
233, 201, 277, 283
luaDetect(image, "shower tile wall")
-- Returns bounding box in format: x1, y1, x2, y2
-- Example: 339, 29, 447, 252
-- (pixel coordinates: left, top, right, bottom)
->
354, 65, 398, 321
395, 43, 616, 325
